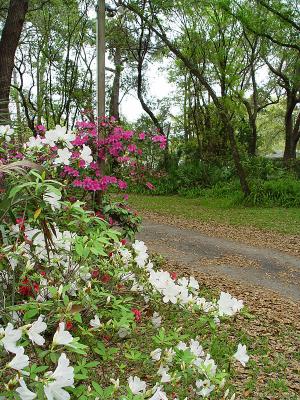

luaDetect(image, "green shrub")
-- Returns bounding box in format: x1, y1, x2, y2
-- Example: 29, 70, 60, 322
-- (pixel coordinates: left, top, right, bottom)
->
244, 178, 300, 207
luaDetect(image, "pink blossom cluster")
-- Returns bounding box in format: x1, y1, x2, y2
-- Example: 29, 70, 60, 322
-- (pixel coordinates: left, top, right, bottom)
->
152, 135, 167, 149
62, 166, 80, 177
73, 175, 127, 192
3, 117, 167, 194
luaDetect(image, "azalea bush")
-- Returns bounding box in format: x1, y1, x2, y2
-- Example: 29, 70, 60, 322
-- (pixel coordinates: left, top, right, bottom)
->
1, 119, 166, 236
22, 119, 165, 196
0, 123, 250, 399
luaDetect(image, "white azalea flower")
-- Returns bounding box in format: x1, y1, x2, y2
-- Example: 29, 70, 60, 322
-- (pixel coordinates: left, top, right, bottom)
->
149, 387, 168, 400
44, 127, 61, 147
80, 145, 93, 165
201, 354, 217, 377
176, 341, 187, 351
177, 277, 189, 287
8, 347, 29, 371
157, 366, 171, 383
218, 292, 243, 317
146, 261, 154, 272
189, 339, 204, 358
90, 315, 101, 329
44, 191, 62, 211
52, 322, 73, 346
196, 297, 213, 312
1, 323, 22, 353
233, 344, 249, 367
151, 312, 162, 329
162, 283, 180, 304
54, 148, 72, 166
0, 125, 14, 141
25, 135, 44, 149
196, 379, 215, 397
150, 348, 162, 361
119, 248, 132, 264
16, 378, 37, 399
28, 315, 47, 346
132, 240, 148, 255
177, 287, 192, 304
118, 327, 130, 338
128, 376, 147, 395
135, 252, 148, 268
165, 347, 176, 364
44, 353, 74, 400
189, 276, 199, 290
44, 125, 75, 148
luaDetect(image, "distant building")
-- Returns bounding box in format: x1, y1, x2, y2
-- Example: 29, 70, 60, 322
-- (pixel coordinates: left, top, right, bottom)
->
265, 150, 299, 159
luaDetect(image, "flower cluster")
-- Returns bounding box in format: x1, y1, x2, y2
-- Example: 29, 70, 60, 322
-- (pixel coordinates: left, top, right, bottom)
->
0, 317, 75, 400
123, 240, 243, 319
20, 120, 167, 194
0, 125, 14, 142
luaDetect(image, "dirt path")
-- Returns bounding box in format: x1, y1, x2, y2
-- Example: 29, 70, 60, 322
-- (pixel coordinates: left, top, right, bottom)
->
137, 219, 300, 301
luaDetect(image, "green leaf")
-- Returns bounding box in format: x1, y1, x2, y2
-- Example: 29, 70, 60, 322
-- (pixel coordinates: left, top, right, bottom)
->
73, 312, 82, 323
50, 352, 59, 363
23, 308, 39, 321
92, 382, 103, 395
75, 242, 84, 257
9, 182, 34, 198
85, 361, 100, 368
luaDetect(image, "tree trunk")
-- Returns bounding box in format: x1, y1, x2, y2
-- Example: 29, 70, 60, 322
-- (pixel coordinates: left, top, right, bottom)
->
248, 65, 258, 156
283, 95, 298, 160
242, 64, 258, 156
248, 116, 257, 156
227, 121, 251, 196
0, 0, 29, 124
13, 69, 23, 146
109, 47, 122, 120
183, 74, 189, 142
137, 58, 164, 135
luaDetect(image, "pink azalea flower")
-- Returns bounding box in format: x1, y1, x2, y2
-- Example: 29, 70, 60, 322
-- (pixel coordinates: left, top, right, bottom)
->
122, 130, 134, 140
146, 182, 155, 190
35, 125, 46, 133
118, 180, 127, 190
128, 144, 137, 153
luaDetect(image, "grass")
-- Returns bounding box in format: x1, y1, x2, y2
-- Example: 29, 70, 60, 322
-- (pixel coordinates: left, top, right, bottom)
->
128, 194, 300, 235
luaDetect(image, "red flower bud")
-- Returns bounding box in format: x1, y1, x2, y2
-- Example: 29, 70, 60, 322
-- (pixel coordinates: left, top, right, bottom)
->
18, 278, 39, 297
170, 272, 177, 281
92, 269, 100, 278
101, 274, 111, 283
65, 321, 73, 331
131, 308, 142, 323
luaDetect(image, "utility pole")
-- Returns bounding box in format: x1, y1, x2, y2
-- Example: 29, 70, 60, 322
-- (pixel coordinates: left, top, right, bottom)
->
97, 0, 106, 138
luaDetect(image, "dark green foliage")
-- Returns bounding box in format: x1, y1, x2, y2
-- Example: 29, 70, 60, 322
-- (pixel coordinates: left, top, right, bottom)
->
129, 156, 300, 208
242, 157, 295, 181
245, 178, 300, 207
130, 161, 236, 195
